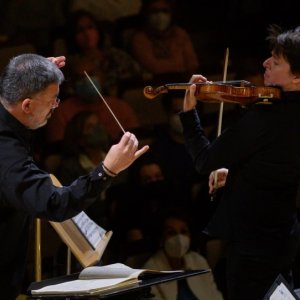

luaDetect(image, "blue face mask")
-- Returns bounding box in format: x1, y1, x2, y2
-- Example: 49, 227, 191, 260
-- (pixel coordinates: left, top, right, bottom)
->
75, 76, 102, 102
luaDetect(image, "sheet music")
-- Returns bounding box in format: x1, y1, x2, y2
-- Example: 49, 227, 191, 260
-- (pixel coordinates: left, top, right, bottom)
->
72, 212, 106, 249
270, 282, 296, 300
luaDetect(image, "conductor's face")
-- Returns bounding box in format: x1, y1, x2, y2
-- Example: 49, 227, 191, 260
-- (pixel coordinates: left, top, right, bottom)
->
24, 83, 60, 129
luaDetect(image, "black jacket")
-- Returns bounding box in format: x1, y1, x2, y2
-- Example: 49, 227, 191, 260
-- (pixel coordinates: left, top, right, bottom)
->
0, 104, 113, 299
180, 91, 300, 254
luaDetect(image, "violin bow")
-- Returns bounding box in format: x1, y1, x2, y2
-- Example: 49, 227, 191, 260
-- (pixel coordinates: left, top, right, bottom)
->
84, 71, 126, 134
211, 48, 229, 200
217, 47, 229, 135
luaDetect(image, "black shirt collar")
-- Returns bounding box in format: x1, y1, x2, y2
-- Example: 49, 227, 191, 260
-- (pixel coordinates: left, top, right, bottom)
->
0, 102, 34, 148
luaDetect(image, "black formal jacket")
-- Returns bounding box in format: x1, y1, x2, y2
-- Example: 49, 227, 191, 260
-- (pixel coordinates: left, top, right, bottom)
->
180, 91, 300, 255
0, 104, 113, 299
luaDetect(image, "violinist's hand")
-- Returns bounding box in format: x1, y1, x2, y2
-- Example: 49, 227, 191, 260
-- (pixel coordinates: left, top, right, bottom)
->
47, 56, 66, 68
103, 132, 149, 175
184, 74, 208, 112
208, 168, 228, 194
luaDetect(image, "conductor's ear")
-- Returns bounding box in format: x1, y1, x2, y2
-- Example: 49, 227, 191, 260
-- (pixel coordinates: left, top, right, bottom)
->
21, 98, 32, 114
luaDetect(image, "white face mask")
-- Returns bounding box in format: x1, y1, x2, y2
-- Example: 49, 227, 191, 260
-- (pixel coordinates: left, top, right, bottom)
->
164, 234, 190, 258
147, 12, 171, 32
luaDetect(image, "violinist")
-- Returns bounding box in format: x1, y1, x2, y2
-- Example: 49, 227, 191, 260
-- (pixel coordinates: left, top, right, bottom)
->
179, 25, 300, 300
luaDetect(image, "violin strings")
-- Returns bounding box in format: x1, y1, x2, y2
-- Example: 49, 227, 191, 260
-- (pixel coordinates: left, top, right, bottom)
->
84, 71, 126, 134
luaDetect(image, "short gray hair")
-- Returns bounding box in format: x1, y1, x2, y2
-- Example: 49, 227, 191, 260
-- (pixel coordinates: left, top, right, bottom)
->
0, 53, 64, 105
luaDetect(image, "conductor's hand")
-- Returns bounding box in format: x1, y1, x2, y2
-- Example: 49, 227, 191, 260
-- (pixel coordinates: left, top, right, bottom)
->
103, 132, 149, 175
47, 56, 66, 68
208, 168, 228, 194
184, 74, 209, 112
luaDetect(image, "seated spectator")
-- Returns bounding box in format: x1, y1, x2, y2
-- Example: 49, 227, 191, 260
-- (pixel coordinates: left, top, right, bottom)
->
69, 0, 142, 22
64, 9, 143, 96
56, 110, 110, 186
150, 91, 202, 205
0, 0, 66, 55
131, 0, 199, 81
109, 153, 174, 236
143, 209, 224, 300
45, 67, 140, 154
53, 111, 112, 272
102, 154, 177, 264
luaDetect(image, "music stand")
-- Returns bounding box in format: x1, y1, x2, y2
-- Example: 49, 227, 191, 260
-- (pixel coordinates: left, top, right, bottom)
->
263, 274, 300, 300
27, 269, 210, 299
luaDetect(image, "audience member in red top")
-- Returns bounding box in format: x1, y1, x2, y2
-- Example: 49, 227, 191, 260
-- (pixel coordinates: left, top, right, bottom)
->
131, 0, 199, 80
45, 76, 140, 147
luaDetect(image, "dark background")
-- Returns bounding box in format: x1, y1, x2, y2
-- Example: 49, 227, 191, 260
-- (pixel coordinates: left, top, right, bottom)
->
0, 0, 300, 75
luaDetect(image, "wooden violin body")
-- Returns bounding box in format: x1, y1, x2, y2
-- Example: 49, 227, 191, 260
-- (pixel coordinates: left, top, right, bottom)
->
143, 82, 281, 105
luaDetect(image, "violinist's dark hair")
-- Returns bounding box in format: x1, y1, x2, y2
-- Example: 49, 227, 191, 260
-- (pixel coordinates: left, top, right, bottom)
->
266, 24, 300, 75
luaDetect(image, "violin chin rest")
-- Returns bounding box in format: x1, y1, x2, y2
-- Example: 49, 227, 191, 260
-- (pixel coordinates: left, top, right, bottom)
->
255, 99, 273, 105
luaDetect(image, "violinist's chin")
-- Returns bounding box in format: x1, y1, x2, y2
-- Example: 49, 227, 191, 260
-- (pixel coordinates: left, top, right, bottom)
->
263, 73, 271, 86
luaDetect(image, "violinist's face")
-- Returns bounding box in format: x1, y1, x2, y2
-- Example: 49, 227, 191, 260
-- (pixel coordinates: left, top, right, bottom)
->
263, 52, 296, 91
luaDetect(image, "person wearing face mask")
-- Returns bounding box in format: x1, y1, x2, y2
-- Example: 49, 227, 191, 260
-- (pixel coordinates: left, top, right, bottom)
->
74, 75, 103, 103
54, 111, 112, 272
56, 111, 110, 187
146, 8, 172, 32
142, 210, 224, 300
45, 69, 140, 159
131, 0, 199, 79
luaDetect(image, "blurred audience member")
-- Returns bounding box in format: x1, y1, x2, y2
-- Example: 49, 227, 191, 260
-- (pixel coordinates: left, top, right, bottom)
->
150, 92, 201, 205
64, 9, 143, 96
0, 0, 66, 55
102, 154, 177, 263
55, 110, 111, 228
143, 209, 224, 300
69, 0, 142, 22
56, 110, 110, 185
124, 154, 174, 236
45, 67, 140, 154
131, 0, 199, 80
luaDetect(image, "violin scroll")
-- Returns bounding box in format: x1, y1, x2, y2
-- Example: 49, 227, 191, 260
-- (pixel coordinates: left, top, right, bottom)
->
143, 85, 169, 99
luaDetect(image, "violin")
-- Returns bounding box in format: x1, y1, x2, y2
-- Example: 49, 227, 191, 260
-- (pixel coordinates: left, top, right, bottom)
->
143, 80, 281, 105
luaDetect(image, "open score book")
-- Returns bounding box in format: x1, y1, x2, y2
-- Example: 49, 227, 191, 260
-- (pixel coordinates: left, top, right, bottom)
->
31, 263, 183, 295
